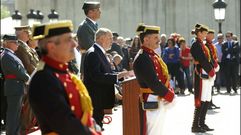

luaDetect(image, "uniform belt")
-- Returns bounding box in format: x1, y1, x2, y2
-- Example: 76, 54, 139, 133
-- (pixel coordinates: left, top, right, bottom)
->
5, 74, 17, 79
140, 88, 154, 94
140, 88, 163, 102
44, 132, 58, 135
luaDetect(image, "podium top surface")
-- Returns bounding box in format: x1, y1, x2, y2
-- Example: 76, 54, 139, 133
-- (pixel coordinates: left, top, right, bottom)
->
121, 76, 136, 84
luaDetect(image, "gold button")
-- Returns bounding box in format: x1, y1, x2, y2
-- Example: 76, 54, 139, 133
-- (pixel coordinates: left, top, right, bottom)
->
64, 82, 67, 87
69, 93, 73, 99
71, 106, 75, 111
59, 64, 63, 68
55, 73, 59, 78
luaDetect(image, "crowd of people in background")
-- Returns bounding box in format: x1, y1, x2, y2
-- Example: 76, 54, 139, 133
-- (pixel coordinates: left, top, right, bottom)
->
0, 25, 240, 135
0, 1, 240, 135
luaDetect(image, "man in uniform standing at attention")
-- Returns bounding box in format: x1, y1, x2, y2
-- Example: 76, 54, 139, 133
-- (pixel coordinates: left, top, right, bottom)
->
133, 24, 175, 135
15, 25, 38, 75
190, 24, 215, 133
14, 25, 40, 134
1, 34, 30, 135
77, 1, 101, 77
28, 21, 100, 135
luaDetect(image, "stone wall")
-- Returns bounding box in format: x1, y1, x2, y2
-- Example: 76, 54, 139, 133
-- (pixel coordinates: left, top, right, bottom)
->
15, 0, 240, 43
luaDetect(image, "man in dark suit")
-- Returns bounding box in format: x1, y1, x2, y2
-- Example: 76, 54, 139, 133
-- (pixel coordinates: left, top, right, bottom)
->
221, 31, 240, 93
28, 21, 100, 135
83, 28, 128, 130
77, 1, 101, 78
1, 34, 30, 135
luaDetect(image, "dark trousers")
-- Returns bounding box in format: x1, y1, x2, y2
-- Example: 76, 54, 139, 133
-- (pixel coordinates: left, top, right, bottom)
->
214, 62, 223, 90
6, 95, 23, 135
93, 108, 104, 128
182, 66, 193, 91
167, 63, 185, 89
0, 79, 7, 126
223, 61, 239, 92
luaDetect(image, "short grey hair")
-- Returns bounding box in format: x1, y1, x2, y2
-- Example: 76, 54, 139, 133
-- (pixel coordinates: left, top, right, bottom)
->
95, 28, 112, 41
38, 36, 60, 55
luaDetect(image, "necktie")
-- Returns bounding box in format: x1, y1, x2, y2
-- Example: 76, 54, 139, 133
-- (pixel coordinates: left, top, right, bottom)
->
228, 42, 231, 48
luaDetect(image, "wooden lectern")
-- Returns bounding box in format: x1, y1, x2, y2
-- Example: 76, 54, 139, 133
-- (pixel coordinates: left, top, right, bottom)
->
121, 77, 141, 135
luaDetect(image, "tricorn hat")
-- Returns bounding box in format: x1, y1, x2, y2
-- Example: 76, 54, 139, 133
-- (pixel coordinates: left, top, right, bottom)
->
136, 23, 160, 36
31, 20, 73, 40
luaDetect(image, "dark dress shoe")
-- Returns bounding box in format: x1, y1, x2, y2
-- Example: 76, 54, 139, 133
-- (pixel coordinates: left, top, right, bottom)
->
212, 103, 220, 109
191, 126, 206, 133
201, 124, 214, 131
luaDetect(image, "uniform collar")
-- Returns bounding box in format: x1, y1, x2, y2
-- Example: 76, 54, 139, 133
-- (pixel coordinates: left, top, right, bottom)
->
86, 17, 97, 25
42, 56, 68, 71
5, 48, 14, 54
141, 46, 157, 56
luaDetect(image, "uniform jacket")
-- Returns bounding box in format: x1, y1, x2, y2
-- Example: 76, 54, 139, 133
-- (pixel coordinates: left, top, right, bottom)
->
190, 38, 214, 107
77, 18, 98, 50
84, 44, 117, 110
1, 49, 29, 96
15, 40, 39, 75
29, 56, 92, 135
221, 40, 240, 64
133, 46, 174, 102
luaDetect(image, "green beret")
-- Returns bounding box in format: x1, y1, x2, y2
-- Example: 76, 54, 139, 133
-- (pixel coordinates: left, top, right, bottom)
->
82, 1, 100, 10
136, 23, 160, 36
31, 20, 73, 40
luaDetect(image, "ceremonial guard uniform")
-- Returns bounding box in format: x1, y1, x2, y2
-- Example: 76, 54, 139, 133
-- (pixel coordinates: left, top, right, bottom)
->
190, 24, 215, 133
133, 24, 175, 135
1, 35, 30, 135
29, 21, 100, 135
205, 29, 220, 109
